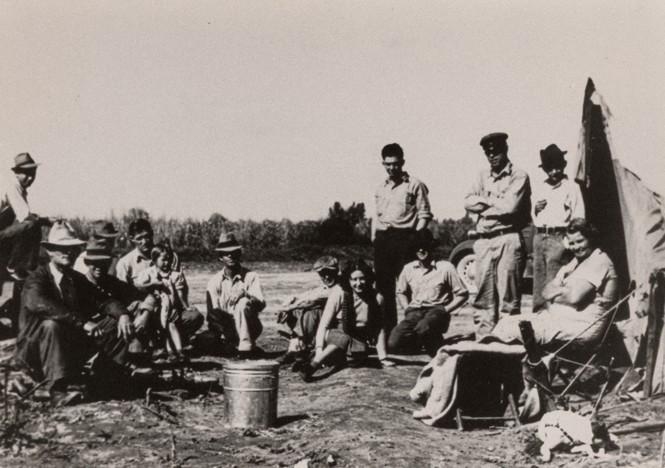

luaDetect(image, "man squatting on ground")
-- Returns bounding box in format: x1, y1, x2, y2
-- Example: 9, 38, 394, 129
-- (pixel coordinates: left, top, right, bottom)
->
116, 219, 203, 349
388, 229, 469, 357
531, 143, 585, 312
277, 255, 340, 365
0, 153, 52, 280
81, 237, 159, 360
206, 233, 266, 359
373, 143, 432, 337
16, 222, 134, 407
464, 132, 531, 338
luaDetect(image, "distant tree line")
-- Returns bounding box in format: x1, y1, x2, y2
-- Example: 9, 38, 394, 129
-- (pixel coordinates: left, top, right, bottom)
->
66, 204, 474, 262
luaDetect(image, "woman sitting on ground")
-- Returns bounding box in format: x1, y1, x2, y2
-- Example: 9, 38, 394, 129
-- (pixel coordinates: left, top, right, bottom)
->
445, 218, 619, 354
298, 258, 391, 382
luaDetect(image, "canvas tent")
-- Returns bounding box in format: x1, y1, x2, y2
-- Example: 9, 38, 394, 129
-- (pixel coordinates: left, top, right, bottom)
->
574, 78, 665, 394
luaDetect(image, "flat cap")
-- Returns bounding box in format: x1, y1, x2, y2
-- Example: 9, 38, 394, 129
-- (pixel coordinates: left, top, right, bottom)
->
313, 255, 339, 272
479, 132, 508, 147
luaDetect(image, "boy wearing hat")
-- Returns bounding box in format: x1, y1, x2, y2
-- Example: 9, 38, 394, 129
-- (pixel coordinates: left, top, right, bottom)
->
388, 230, 468, 356
531, 144, 585, 312
277, 255, 340, 365
373, 143, 432, 337
16, 222, 133, 406
0, 153, 52, 279
74, 220, 120, 275
206, 233, 266, 359
464, 133, 531, 337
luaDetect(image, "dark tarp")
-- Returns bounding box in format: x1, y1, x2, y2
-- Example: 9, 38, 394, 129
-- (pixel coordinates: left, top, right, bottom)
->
574, 78, 665, 393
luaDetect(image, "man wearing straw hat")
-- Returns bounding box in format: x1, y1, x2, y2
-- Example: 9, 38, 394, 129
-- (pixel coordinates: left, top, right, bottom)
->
0, 153, 52, 280
16, 221, 134, 406
206, 233, 266, 359
73, 221, 121, 275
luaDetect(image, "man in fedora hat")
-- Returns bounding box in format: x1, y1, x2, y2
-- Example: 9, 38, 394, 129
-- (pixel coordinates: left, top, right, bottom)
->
81, 238, 159, 351
388, 229, 468, 357
116, 218, 181, 286
276, 255, 340, 365
531, 143, 585, 312
0, 153, 52, 280
16, 221, 134, 406
74, 221, 121, 275
373, 143, 433, 339
464, 132, 531, 338
206, 233, 266, 359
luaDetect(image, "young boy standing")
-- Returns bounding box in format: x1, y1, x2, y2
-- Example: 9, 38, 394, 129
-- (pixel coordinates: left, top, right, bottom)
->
531, 144, 585, 312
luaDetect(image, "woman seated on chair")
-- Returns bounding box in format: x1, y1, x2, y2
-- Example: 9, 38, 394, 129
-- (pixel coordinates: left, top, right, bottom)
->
493, 218, 618, 348
445, 218, 619, 355
297, 258, 390, 382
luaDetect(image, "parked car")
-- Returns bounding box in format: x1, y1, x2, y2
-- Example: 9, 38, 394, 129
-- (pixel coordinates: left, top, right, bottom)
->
448, 225, 534, 294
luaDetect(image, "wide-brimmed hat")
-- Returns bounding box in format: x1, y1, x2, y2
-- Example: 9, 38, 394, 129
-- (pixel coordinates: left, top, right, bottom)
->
410, 229, 440, 252
539, 144, 568, 168
41, 221, 86, 248
83, 238, 113, 261
11, 153, 40, 172
313, 255, 339, 272
215, 233, 242, 252
479, 132, 508, 149
91, 220, 119, 239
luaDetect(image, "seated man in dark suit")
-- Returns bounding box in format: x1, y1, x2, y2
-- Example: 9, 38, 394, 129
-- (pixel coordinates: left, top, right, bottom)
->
16, 222, 134, 406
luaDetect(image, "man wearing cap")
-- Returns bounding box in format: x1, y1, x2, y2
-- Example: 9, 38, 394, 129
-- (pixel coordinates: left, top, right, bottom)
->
388, 229, 468, 357
81, 238, 159, 352
73, 221, 120, 275
532, 144, 585, 312
0, 153, 52, 279
16, 221, 133, 406
464, 133, 531, 337
116, 218, 181, 286
206, 233, 265, 359
276, 255, 339, 365
373, 143, 433, 337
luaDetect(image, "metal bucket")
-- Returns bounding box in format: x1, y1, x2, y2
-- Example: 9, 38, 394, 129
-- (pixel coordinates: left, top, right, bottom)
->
223, 359, 279, 428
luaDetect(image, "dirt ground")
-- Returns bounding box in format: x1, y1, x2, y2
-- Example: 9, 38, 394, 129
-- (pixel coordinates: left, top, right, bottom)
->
1, 262, 664, 467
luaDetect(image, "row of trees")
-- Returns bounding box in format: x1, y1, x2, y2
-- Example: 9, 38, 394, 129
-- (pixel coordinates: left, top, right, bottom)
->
68, 204, 474, 262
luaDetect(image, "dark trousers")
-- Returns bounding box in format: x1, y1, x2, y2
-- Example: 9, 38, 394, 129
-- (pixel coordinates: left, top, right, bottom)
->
179, 307, 204, 341
532, 232, 570, 312
0, 220, 42, 273
388, 305, 450, 357
15, 316, 129, 390
374, 228, 416, 333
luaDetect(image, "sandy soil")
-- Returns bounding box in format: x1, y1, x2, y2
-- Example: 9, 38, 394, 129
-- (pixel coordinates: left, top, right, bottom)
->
0, 264, 663, 467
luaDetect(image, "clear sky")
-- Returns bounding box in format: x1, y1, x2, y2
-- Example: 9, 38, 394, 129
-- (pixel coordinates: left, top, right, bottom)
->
1, 1, 663, 222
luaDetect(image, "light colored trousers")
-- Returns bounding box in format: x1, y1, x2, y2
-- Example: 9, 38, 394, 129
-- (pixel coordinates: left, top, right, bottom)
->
472, 232, 523, 338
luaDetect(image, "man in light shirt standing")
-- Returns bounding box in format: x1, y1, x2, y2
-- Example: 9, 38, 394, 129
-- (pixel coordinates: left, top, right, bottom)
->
531, 144, 585, 312
464, 133, 531, 338
0, 153, 51, 280
373, 143, 432, 336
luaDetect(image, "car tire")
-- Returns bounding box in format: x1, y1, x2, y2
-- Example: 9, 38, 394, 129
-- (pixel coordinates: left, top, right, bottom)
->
455, 252, 478, 294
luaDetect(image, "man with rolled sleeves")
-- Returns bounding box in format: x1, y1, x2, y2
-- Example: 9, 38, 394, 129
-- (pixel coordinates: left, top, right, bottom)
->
464, 133, 531, 338
531, 144, 585, 312
276, 255, 339, 365
206, 233, 266, 359
373, 143, 432, 335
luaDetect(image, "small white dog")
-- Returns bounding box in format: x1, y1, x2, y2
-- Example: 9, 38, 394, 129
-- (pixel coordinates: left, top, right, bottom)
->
538, 410, 618, 461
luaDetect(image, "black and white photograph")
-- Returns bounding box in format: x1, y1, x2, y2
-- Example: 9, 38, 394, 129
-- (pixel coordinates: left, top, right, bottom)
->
0, 1, 664, 466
